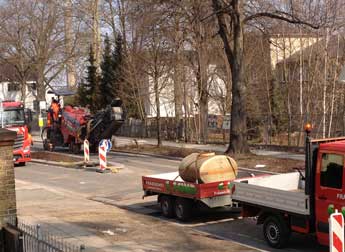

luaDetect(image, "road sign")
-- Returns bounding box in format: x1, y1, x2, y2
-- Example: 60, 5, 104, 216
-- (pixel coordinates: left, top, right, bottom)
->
38, 116, 44, 127
99, 139, 112, 152
329, 211, 344, 252
39, 101, 47, 110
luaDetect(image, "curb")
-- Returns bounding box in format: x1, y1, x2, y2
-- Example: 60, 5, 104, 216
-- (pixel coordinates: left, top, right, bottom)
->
110, 149, 185, 161
30, 158, 124, 172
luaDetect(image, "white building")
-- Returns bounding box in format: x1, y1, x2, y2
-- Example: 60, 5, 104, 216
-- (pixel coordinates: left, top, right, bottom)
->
0, 81, 55, 111
146, 65, 225, 118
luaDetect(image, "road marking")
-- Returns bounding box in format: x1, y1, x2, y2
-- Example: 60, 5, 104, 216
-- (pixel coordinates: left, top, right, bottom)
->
15, 179, 88, 198
190, 229, 267, 252
177, 217, 243, 227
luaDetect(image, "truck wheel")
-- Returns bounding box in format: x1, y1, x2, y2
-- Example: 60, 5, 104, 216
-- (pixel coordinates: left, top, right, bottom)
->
72, 143, 81, 154
69, 142, 80, 154
49, 143, 55, 152
174, 198, 193, 221
18, 162, 26, 166
263, 215, 290, 248
160, 196, 174, 218
43, 139, 49, 151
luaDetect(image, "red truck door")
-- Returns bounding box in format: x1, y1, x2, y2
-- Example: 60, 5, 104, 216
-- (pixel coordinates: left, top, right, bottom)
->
315, 152, 345, 246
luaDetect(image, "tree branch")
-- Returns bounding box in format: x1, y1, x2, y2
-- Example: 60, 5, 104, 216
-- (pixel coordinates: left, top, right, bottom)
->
212, 0, 235, 67
244, 11, 320, 29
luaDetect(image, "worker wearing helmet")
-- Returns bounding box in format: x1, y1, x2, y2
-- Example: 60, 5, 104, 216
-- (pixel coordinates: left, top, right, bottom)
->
49, 97, 61, 126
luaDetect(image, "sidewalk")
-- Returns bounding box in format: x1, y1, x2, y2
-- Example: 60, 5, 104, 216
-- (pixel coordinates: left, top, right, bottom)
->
113, 136, 305, 161
31, 131, 305, 161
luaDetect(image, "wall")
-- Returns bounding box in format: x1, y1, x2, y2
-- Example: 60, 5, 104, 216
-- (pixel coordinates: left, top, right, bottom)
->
0, 128, 17, 228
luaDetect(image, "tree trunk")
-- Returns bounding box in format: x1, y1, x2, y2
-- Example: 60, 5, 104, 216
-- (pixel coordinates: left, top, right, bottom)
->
322, 29, 329, 138
91, 0, 101, 70
64, 0, 76, 87
197, 48, 208, 144
227, 1, 248, 153
174, 58, 183, 140
37, 67, 46, 102
213, 0, 248, 153
154, 75, 161, 146
328, 34, 339, 137
297, 31, 303, 146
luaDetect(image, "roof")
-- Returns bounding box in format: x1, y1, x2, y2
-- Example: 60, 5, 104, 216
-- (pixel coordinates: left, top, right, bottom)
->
47, 89, 76, 97
320, 140, 345, 153
282, 34, 345, 64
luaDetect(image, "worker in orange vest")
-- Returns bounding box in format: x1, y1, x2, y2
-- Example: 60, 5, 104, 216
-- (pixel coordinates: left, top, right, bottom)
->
27, 133, 33, 146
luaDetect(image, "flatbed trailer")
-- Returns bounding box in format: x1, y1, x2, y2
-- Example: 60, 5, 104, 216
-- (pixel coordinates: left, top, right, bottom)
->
142, 171, 257, 221
231, 172, 310, 215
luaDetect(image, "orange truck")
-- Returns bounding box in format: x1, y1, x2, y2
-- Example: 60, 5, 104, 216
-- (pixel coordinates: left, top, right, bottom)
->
0, 101, 32, 165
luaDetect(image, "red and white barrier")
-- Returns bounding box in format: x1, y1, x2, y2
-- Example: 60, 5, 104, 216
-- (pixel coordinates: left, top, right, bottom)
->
330, 211, 344, 252
99, 143, 107, 171
84, 139, 90, 163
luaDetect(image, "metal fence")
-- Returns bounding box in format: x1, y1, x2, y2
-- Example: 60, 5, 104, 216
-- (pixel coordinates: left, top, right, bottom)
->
117, 112, 345, 147
5, 218, 85, 252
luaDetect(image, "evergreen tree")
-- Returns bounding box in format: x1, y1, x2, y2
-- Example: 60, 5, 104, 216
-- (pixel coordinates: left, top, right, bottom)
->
112, 33, 123, 98
86, 45, 101, 112
112, 33, 139, 117
76, 80, 88, 107
100, 34, 116, 108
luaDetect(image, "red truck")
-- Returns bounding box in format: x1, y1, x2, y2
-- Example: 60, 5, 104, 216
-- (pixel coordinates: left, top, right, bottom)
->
143, 126, 345, 249
0, 101, 32, 165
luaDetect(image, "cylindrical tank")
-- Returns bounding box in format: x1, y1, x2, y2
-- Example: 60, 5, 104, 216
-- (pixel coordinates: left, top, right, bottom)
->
178, 152, 238, 183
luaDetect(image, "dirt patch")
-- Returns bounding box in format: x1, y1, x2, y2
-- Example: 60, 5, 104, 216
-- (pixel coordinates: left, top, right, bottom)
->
31, 151, 83, 163
233, 154, 304, 173
114, 144, 197, 157
113, 144, 304, 173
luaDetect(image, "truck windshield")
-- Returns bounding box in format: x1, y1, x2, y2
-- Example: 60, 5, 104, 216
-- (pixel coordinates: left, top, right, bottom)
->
0, 109, 25, 127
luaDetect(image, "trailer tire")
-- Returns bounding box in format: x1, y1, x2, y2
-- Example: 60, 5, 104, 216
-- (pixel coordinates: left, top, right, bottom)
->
160, 196, 175, 218
263, 215, 290, 248
174, 198, 192, 221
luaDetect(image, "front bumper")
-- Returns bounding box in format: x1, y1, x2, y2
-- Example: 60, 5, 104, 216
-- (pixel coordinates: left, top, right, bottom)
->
13, 149, 31, 164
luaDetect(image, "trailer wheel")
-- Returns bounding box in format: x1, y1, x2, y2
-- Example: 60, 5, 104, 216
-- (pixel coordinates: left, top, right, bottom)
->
160, 196, 175, 218
174, 198, 193, 221
263, 215, 290, 248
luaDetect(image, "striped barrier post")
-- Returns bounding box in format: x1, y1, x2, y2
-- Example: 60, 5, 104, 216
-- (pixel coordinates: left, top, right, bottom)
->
330, 210, 344, 252
99, 143, 107, 171
84, 139, 90, 163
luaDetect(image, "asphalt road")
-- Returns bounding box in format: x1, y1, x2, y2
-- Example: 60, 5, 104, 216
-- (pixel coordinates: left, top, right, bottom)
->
15, 149, 324, 252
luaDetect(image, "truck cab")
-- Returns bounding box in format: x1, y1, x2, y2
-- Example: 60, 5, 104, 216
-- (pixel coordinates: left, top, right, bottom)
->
0, 101, 31, 165
314, 140, 345, 245
230, 126, 345, 248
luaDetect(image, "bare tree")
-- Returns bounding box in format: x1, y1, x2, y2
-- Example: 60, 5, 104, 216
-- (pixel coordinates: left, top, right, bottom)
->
211, 0, 330, 153
64, 0, 77, 87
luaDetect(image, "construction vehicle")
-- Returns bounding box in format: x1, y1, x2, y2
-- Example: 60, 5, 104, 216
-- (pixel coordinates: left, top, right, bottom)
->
143, 124, 345, 249
41, 89, 124, 153
0, 101, 32, 165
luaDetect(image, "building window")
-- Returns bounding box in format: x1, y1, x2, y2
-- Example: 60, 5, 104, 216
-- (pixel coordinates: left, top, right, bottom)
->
7, 82, 20, 92
28, 82, 37, 92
